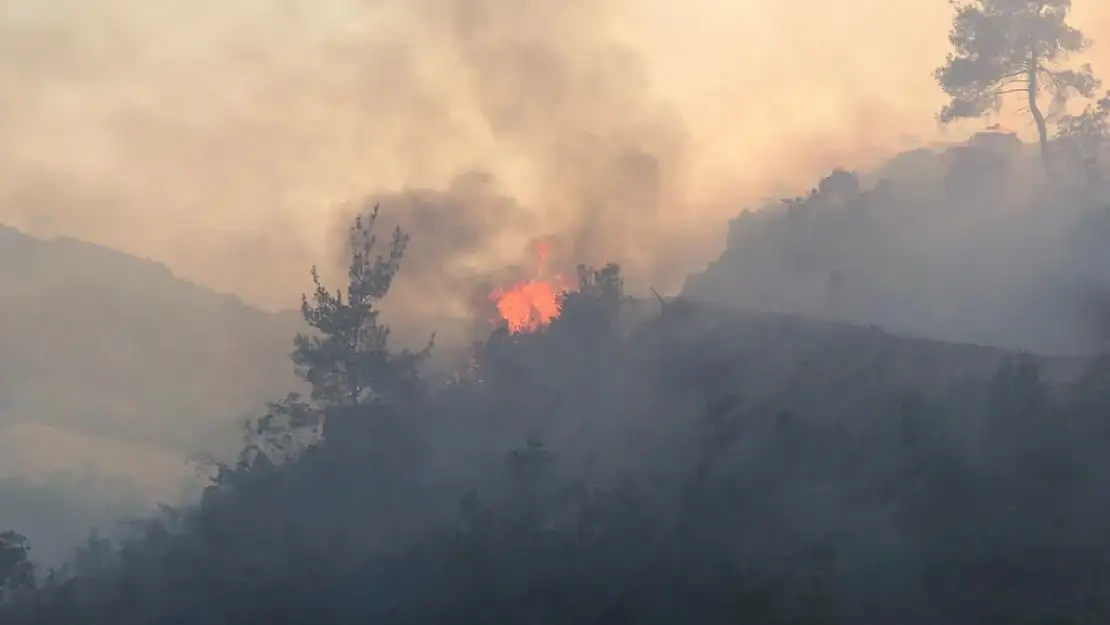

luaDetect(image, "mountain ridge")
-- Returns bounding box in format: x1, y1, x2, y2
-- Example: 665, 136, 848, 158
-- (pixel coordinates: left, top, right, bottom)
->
0, 222, 300, 460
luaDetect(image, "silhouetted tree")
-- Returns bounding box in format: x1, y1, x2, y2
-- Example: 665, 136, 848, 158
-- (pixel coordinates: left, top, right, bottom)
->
934, 0, 1099, 168
295, 204, 432, 409
0, 531, 34, 602
1056, 90, 1110, 184
557, 262, 624, 332
816, 168, 860, 206
242, 206, 434, 462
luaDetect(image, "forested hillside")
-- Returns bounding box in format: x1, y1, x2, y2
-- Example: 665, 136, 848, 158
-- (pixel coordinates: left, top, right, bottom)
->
3, 210, 1110, 623
0, 225, 300, 563
2, 110, 1108, 624
684, 131, 1110, 355
3, 0, 1110, 619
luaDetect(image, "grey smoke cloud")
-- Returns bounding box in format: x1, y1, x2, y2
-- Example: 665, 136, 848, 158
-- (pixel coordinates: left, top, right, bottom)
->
330, 0, 693, 323
1, 0, 1108, 321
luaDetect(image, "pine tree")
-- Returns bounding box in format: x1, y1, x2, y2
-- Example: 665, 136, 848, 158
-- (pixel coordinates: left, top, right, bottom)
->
293, 205, 432, 409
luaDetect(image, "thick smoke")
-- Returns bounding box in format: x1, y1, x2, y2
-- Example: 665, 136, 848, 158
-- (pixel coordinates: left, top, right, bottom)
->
323, 0, 693, 323
1, 0, 1109, 318
325, 0, 691, 337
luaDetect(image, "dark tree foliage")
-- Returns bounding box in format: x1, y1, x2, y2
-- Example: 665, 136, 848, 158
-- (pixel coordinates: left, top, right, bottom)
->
294, 204, 432, 409
293, 206, 434, 469
10, 210, 1110, 624
0, 530, 34, 602
556, 262, 624, 340
934, 0, 1100, 168
237, 205, 434, 468
1056, 91, 1110, 185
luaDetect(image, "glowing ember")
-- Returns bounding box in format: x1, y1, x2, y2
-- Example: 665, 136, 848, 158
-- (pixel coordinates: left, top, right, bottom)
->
489, 242, 569, 333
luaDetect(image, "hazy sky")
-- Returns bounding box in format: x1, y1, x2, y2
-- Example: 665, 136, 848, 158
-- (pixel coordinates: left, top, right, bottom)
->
1, 0, 1107, 314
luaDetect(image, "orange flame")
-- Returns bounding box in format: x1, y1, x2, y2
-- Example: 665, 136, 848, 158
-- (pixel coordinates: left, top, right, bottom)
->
489, 241, 569, 333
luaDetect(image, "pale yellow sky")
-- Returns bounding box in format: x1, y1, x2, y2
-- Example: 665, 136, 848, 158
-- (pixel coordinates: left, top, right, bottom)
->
0, 0, 1106, 312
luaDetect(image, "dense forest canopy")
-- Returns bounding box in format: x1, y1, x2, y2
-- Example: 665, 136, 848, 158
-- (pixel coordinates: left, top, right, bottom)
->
685, 119, 1110, 354
2, 194, 1110, 621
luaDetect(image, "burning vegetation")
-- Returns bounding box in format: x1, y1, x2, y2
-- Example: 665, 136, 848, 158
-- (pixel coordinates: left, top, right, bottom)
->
9, 0, 1110, 622
488, 241, 571, 333
8, 192, 1110, 624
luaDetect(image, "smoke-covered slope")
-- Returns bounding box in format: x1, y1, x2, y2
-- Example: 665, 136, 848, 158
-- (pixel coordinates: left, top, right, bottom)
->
0, 225, 299, 453
683, 133, 1110, 355
0, 225, 302, 562
623, 298, 1084, 432
5, 263, 1110, 623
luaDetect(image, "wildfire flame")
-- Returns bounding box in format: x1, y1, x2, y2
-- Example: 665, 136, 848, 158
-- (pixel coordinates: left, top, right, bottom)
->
489, 241, 569, 333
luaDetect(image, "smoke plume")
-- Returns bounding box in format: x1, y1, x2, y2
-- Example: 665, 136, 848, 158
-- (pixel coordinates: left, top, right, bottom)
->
1, 0, 1108, 321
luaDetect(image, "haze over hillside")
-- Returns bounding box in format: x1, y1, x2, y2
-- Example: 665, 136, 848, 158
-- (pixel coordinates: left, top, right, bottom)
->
4, 0, 1110, 620
0, 227, 298, 446
686, 134, 1110, 354
3, 126, 1109, 563
0, 225, 298, 563
1, 0, 1108, 319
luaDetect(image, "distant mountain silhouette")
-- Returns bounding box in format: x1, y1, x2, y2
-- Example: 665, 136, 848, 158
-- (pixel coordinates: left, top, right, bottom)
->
0, 225, 307, 563
0, 224, 300, 467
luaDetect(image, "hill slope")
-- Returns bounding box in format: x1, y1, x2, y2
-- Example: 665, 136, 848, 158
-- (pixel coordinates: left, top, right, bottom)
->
7, 279, 1110, 623
683, 133, 1110, 355
627, 298, 1084, 414
0, 225, 300, 478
